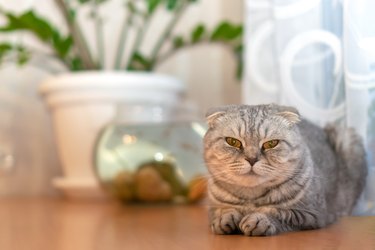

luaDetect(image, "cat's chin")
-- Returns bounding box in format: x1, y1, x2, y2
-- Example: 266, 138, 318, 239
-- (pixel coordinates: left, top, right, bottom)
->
241, 169, 259, 176
235, 165, 264, 177
234, 174, 269, 188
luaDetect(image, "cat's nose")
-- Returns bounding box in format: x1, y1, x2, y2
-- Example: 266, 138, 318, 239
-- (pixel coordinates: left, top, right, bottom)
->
245, 157, 258, 166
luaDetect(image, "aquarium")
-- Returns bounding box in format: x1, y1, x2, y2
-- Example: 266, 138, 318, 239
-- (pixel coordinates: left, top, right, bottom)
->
94, 121, 208, 204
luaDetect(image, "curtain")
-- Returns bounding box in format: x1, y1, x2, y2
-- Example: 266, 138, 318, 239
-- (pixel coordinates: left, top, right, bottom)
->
243, 0, 375, 215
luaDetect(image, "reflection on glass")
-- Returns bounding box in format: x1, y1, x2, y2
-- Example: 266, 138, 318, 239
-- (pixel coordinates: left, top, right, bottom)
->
0, 147, 15, 174
94, 121, 208, 204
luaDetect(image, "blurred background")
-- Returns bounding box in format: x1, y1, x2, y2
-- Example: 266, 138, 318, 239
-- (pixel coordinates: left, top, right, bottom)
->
0, 0, 373, 214
0, 0, 242, 197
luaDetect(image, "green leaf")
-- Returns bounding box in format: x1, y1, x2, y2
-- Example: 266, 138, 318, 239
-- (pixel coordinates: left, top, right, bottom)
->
17, 47, 30, 65
234, 44, 243, 79
0, 10, 73, 60
0, 43, 13, 63
166, 0, 197, 10
191, 24, 205, 43
235, 61, 243, 79
0, 43, 30, 66
70, 57, 84, 71
210, 21, 243, 42
128, 52, 152, 71
148, 0, 161, 14
209, 21, 243, 79
53, 35, 73, 58
173, 36, 184, 48
166, 0, 178, 10
0, 11, 54, 41
77, 0, 109, 4
0, 44, 12, 53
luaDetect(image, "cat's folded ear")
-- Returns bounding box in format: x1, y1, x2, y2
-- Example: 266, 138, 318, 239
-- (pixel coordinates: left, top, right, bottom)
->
205, 105, 234, 127
271, 104, 301, 126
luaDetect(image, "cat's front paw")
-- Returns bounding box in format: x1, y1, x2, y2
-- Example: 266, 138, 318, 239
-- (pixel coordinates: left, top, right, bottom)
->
239, 212, 277, 236
211, 208, 242, 235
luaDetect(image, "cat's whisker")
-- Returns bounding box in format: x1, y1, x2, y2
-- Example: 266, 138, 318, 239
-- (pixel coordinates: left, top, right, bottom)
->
208, 169, 238, 178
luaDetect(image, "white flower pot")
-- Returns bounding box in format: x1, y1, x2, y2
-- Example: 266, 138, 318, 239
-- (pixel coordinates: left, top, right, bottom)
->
40, 71, 185, 199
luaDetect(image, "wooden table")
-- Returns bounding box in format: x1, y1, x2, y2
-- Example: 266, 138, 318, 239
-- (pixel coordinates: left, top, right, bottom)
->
0, 198, 374, 250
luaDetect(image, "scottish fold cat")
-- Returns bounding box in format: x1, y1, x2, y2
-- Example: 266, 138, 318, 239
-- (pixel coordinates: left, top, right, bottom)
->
204, 104, 367, 236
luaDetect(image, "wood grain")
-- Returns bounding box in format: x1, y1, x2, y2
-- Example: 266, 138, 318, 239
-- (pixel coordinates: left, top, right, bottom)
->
0, 198, 374, 250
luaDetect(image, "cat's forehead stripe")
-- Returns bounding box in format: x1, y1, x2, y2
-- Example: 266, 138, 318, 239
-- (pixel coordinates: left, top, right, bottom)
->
237, 120, 246, 139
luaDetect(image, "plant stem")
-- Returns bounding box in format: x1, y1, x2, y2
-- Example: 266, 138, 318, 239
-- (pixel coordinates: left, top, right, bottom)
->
114, 13, 132, 69
55, 0, 97, 69
149, 1, 188, 67
93, 0, 105, 68
125, 13, 153, 69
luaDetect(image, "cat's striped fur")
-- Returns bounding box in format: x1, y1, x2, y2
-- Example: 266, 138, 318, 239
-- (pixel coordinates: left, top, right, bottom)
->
204, 104, 367, 236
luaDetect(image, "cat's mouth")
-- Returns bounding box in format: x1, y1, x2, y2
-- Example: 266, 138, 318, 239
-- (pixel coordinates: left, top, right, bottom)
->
238, 166, 260, 176
247, 169, 259, 176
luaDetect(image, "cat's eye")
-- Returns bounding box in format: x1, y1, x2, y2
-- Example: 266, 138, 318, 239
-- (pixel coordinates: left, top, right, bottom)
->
262, 140, 279, 150
225, 137, 242, 149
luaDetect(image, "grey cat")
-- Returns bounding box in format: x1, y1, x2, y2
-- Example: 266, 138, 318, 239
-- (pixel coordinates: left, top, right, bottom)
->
204, 104, 367, 236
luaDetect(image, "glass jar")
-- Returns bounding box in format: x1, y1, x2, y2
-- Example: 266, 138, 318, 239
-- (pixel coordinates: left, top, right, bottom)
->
94, 102, 208, 204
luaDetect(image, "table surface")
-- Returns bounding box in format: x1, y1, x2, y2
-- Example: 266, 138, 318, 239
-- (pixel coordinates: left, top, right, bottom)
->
0, 198, 374, 250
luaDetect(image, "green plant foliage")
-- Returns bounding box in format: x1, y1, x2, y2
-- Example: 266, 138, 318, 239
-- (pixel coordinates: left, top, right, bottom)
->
70, 57, 84, 71
128, 52, 152, 71
0, 0, 243, 79
148, 0, 162, 14
17, 47, 30, 65
173, 36, 185, 48
166, 0, 197, 11
234, 44, 243, 79
191, 24, 205, 43
0, 43, 12, 63
0, 10, 73, 59
211, 21, 243, 42
166, 0, 178, 10
76, 0, 109, 4
0, 43, 30, 65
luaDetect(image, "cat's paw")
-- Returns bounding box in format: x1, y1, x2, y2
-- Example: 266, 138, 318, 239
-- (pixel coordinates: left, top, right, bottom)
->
211, 209, 242, 235
239, 212, 277, 236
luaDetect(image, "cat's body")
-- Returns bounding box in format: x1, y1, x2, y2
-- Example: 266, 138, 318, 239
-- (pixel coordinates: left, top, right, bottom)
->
204, 104, 367, 236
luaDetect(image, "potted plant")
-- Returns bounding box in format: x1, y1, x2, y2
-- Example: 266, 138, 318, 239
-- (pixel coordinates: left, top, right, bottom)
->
0, 0, 242, 198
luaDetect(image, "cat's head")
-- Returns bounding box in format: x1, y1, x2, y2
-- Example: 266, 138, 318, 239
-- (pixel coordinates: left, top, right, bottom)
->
204, 104, 304, 188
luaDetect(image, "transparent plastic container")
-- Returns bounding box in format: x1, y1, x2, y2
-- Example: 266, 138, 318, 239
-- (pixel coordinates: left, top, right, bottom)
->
94, 103, 208, 204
